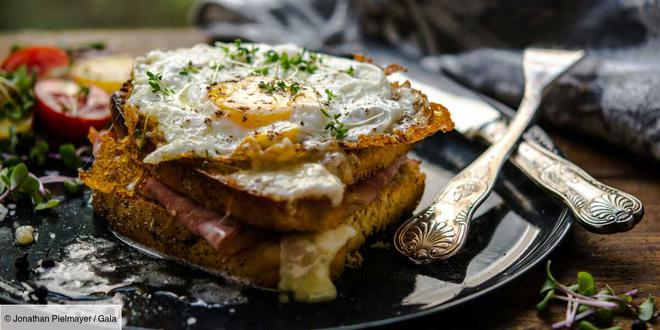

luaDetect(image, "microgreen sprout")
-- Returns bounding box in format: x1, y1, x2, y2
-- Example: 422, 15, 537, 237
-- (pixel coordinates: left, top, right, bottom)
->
258, 79, 300, 95
178, 61, 200, 76
278, 48, 318, 74
253, 67, 269, 76
146, 71, 173, 95
538, 261, 657, 329
320, 109, 348, 139
344, 66, 354, 77
226, 39, 258, 64
265, 50, 279, 63
0, 163, 60, 211
325, 89, 335, 102
0, 65, 36, 121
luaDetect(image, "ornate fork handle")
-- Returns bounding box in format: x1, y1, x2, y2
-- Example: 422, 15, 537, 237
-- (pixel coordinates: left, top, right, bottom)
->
512, 138, 643, 233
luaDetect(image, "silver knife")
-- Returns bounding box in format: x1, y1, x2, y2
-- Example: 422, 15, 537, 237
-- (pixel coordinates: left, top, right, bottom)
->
390, 72, 644, 234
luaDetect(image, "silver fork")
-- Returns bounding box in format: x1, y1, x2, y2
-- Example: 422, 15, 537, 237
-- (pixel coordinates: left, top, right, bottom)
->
394, 49, 585, 264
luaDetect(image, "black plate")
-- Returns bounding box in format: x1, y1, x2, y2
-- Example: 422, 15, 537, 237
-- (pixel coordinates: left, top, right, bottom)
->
0, 57, 572, 330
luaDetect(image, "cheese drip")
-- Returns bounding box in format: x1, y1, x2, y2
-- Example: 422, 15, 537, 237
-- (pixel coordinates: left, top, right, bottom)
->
278, 224, 357, 302
228, 162, 345, 206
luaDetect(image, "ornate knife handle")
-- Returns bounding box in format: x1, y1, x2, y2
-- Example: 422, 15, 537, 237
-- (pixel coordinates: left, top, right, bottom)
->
516, 138, 643, 233
478, 121, 644, 233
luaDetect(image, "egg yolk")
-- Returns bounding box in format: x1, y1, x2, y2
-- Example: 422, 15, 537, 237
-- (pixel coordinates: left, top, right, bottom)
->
209, 76, 316, 129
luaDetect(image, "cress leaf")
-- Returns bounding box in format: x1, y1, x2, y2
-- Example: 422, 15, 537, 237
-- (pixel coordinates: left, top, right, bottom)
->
578, 271, 596, 296
638, 295, 655, 322
595, 307, 614, 325
59, 144, 81, 169
34, 198, 60, 211
540, 277, 555, 294
615, 294, 634, 314
578, 320, 621, 330
28, 140, 49, 166
31, 190, 43, 205
17, 174, 39, 196
64, 178, 83, 195
537, 289, 554, 311
9, 163, 28, 189
578, 304, 590, 314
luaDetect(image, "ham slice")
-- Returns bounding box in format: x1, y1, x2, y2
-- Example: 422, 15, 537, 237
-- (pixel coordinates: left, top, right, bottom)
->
140, 157, 410, 253
142, 178, 259, 255
346, 156, 410, 209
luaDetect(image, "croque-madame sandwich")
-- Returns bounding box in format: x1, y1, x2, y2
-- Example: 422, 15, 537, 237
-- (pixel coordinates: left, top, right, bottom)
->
81, 41, 453, 302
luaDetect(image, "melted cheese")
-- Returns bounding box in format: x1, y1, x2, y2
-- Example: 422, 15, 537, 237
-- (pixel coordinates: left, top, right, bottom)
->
228, 163, 345, 205
278, 224, 357, 303
127, 43, 416, 164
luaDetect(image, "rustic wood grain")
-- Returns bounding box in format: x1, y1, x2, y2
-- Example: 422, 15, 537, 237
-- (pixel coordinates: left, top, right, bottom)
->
0, 29, 657, 329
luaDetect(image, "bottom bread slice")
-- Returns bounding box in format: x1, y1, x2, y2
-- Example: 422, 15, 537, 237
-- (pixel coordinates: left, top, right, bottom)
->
91, 160, 424, 292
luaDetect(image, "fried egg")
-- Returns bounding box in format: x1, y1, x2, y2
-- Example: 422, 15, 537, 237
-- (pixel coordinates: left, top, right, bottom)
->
127, 42, 451, 164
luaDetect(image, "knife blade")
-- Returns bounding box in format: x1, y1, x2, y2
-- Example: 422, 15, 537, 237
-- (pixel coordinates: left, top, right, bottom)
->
388, 71, 643, 233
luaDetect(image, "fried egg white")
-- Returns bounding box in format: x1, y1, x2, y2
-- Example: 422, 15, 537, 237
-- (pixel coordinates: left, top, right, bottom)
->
127, 43, 446, 165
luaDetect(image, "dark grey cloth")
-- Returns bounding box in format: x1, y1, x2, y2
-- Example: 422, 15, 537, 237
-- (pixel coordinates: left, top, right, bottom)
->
193, 0, 660, 160
422, 45, 660, 160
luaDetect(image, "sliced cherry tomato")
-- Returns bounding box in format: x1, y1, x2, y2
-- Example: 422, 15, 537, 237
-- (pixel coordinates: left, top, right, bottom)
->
1, 46, 69, 78
34, 79, 111, 141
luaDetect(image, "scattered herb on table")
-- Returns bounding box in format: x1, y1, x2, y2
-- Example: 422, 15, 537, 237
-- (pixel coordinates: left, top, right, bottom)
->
538, 261, 657, 329
0, 163, 60, 211
0, 65, 36, 121
0, 124, 89, 213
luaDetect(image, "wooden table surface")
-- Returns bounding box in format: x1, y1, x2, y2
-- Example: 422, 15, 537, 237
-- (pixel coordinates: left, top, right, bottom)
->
0, 29, 657, 329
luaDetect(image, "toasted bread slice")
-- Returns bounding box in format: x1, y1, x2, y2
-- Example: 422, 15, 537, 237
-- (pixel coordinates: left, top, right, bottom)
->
89, 159, 425, 288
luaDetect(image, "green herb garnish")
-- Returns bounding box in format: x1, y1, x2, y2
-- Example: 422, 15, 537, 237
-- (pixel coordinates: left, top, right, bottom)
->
277, 49, 318, 73
289, 82, 300, 94
0, 163, 60, 211
325, 89, 335, 102
59, 144, 82, 170
265, 50, 280, 63
253, 67, 269, 76
226, 39, 258, 64
320, 109, 347, 139
146, 71, 173, 95
258, 79, 301, 95
179, 61, 200, 76
0, 65, 36, 121
63, 177, 83, 195
344, 66, 355, 77
28, 141, 49, 167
